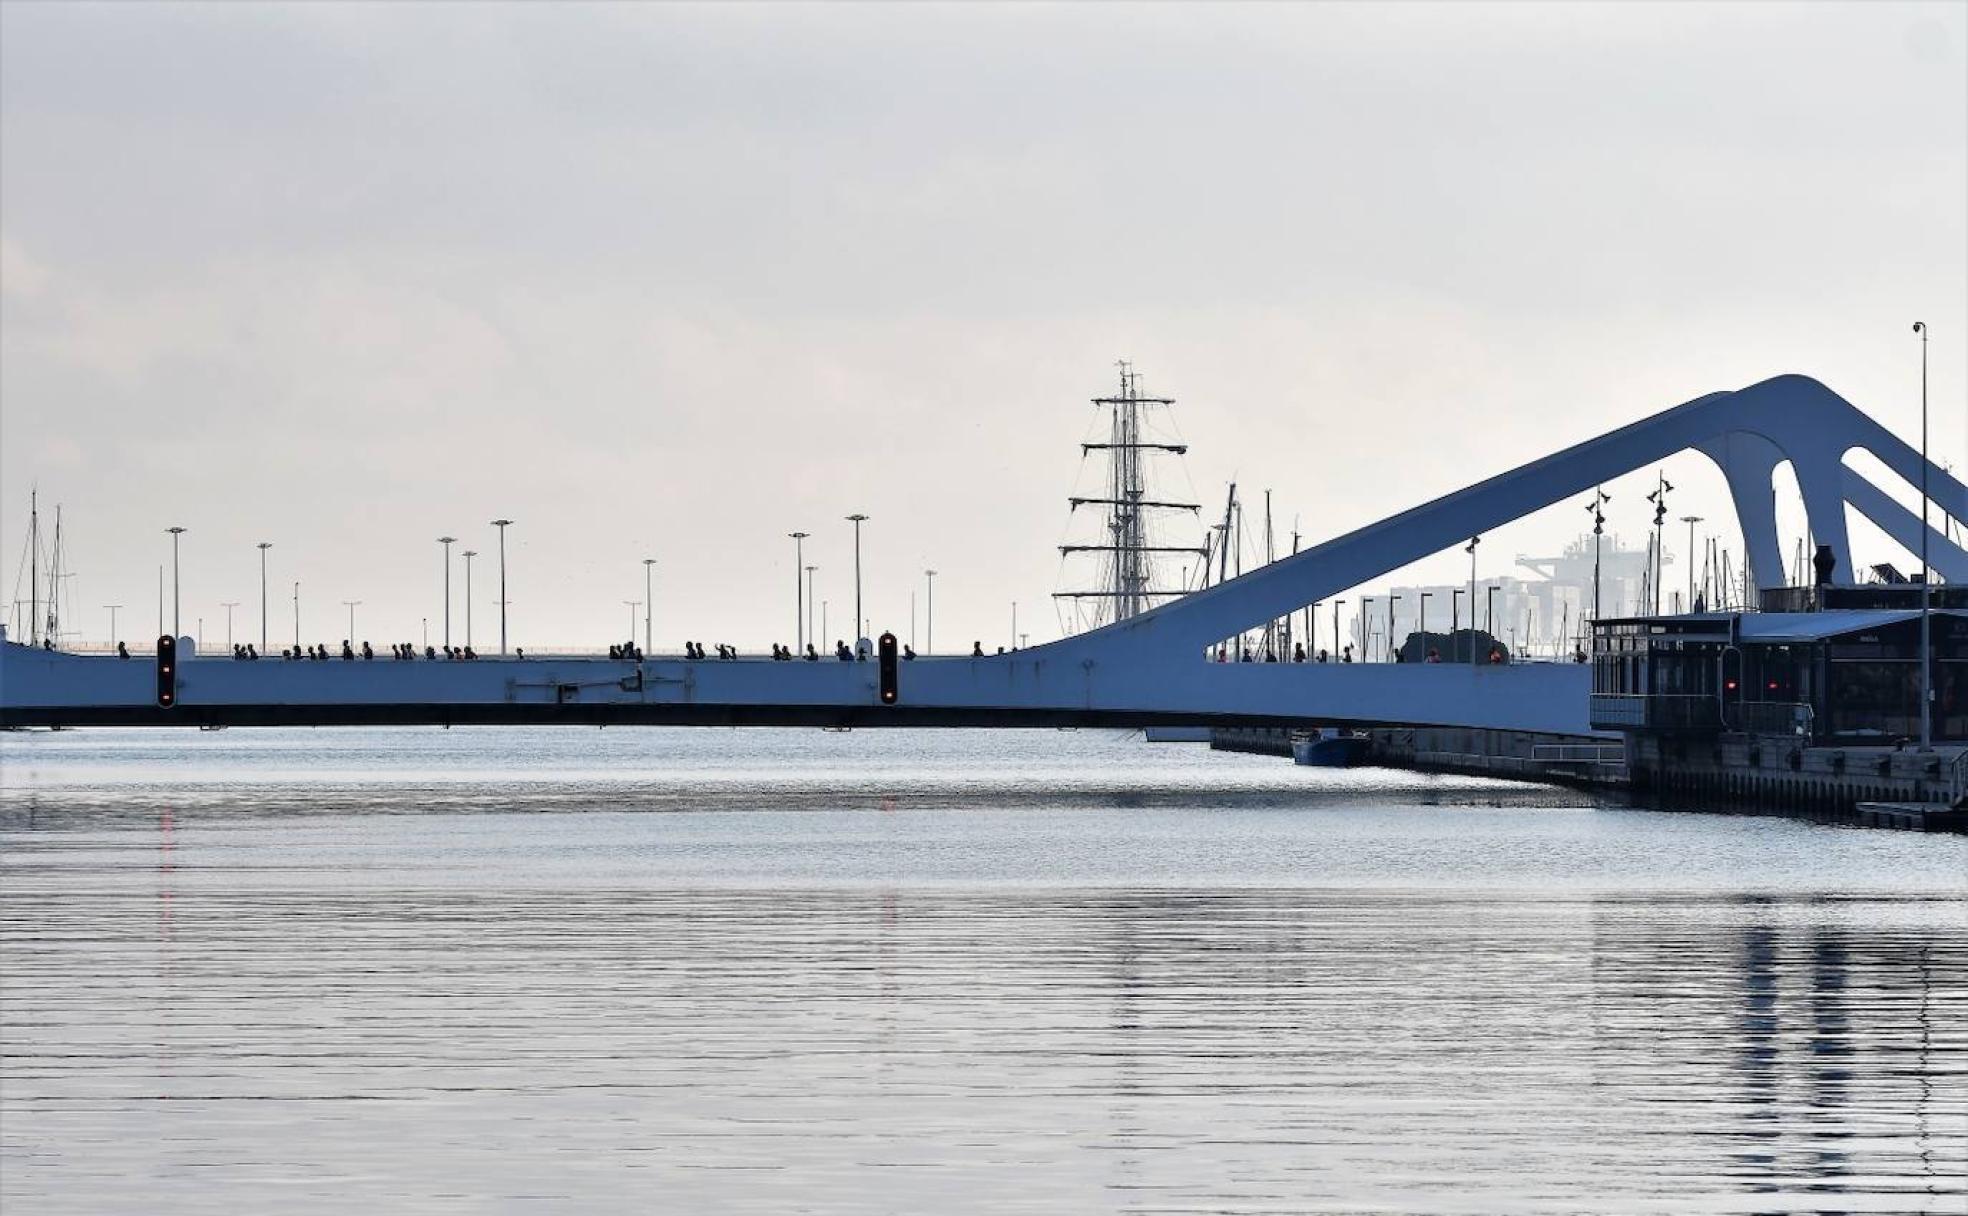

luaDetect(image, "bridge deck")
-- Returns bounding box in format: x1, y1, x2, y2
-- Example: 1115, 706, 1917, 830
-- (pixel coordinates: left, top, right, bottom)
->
1, 642, 1602, 735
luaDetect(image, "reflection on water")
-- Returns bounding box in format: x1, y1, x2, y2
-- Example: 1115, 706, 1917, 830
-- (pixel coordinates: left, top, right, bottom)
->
2, 728, 1964, 1214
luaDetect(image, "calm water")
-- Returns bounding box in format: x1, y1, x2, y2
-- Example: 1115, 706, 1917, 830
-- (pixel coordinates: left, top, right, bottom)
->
2, 727, 1964, 1214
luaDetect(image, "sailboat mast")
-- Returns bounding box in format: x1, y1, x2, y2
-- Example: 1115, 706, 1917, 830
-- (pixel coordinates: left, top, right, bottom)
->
28, 489, 39, 647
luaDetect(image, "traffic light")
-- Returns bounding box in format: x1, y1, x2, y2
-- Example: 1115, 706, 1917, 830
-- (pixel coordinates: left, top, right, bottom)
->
878, 632, 899, 705
156, 635, 177, 708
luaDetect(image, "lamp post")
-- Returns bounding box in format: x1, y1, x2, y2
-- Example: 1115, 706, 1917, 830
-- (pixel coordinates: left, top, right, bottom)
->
292, 582, 300, 650
1466, 536, 1481, 668
789, 532, 809, 653
1915, 320, 1932, 751
221, 601, 239, 649
1680, 516, 1703, 611
924, 569, 937, 655
1451, 588, 1465, 660
462, 550, 477, 649
643, 558, 656, 655
1361, 596, 1374, 661
1646, 474, 1672, 614
1332, 599, 1344, 661
437, 537, 456, 650
490, 519, 513, 655
623, 600, 640, 642
165, 526, 186, 636
1487, 585, 1500, 654
257, 541, 273, 651
845, 514, 869, 645
1419, 591, 1432, 657
342, 600, 361, 642
1386, 594, 1401, 662
805, 565, 817, 652
1586, 487, 1609, 625
104, 604, 122, 647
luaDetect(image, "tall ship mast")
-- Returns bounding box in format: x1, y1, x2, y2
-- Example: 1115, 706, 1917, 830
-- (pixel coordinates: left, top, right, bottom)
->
1053, 363, 1208, 633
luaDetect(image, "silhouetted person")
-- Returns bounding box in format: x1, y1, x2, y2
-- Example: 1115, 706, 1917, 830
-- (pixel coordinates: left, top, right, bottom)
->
1265, 649, 1278, 663
1342, 645, 1353, 663
1215, 647, 1226, 663
1317, 648, 1329, 663
609, 644, 622, 660
903, 645, 916, 660
972, 641, 984, 657
246, 644, 258, 660
805, 643, 819, 661
515, 648, 525, 659
1240, 648, 1252, 662
117, 641, 130, 659
425, 645, 436, 660
342, 641, 355, 660
1293, 643, 1306, 663
836, 641, 853, 661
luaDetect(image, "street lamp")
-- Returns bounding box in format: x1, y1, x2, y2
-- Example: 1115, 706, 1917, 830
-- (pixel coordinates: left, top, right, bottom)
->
1915, 320, 1932, 751
104, 604, 122, 647
257, 542, 273, 651
462, 550, 477, 649
805, 566, 818, 651
643, 558, 656, 655
623, 600, 640, 643
924, 569, 937, 655
1487, 585, 1500, 653
490, 519, 513, 655
165, 526, 186, 636
1680, 516, 1703, 611
1332, 599, 1345, 661
222, 601, 240, 649
845, 514, 869, 646
437, 536, 456, 650
1419, 591, 1433, 657
1386, 594, 1401, 663
789, 532, 809, 653
293, 581, 301, 650
1361, 596, 1374, 661
342, 600, 361, 642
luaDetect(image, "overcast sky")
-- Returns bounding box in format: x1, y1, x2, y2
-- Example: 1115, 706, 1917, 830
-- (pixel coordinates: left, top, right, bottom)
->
3, 1, 1964, 653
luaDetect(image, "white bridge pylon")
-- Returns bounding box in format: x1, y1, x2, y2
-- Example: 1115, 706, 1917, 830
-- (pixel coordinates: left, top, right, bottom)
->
1056, 373, 1967, 661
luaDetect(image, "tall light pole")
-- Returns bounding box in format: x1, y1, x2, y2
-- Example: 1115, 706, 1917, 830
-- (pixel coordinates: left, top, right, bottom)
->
293, 581, 300, 649
1331, 599, 1344, 660
924, 569, 937, 655
104, 604, 122, 646
1586, 488, 1609, 625
490, 519, 513, 655
462, 550, 477, 649
1466, 535, 1481, 668
342, 600, 361, 641
437, 536, 456, 650
805, 566, 818, 651
1487, 585, 1499, 653
1680, 516, 1703, 611
1361, 596, 1374, 661
1915, 321, 1932, 751
643, 558, 656, 655
257, 541, 273, 651
1451, 587, 1464, 656
623, 600, 640, 642
789, 532, 809, 652
1646, 474, 1672, 614
166, 526, 186, 636
1387, 594, 1401, 663
845, 514, 868, 644
1419, 591, 1432, 656
222, 601, 239, 649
